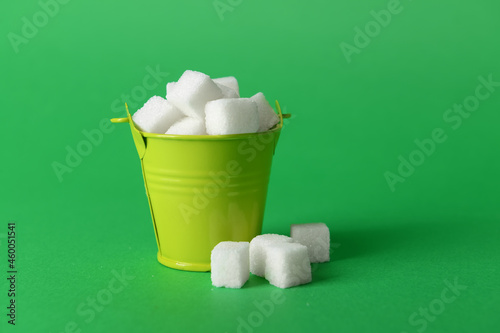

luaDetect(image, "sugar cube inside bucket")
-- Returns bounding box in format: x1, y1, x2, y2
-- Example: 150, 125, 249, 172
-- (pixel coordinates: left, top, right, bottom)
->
211, 241, 250, 289
249, 234, 294, 277
166, 81, 176, 97
213, 76, 239, 94
250, 92, 280, 132
205, 98, 259, 135
291, 223, 330, 263
166, 117, 207, 135
168, 70, 223, 119
132, 96, 183, 134
265, 242, 312, 289
217, 83, 239, 99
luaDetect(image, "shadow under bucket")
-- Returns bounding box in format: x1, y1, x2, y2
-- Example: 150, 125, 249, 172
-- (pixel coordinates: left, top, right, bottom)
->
111, 101, 288, 271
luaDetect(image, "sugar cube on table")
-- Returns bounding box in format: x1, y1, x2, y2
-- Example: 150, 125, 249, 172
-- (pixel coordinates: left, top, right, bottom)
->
213, 76, 239, 94
265, 242, 312, 289
211, 241, 250, 289
132, 96, 183, 134
216, 83, 239, 99
165, 117, 207, 135
291, 223, 330, 263
168, 70, 223, 119
205, 98, 259, 135
249, 234, 294, 277
250, 92, 280, 132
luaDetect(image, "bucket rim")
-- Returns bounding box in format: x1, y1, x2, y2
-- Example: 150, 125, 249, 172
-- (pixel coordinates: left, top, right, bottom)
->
140, 124, 282, 140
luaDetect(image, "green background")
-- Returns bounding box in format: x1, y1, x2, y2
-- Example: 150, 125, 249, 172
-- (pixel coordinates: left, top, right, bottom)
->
1, 0, 499, 332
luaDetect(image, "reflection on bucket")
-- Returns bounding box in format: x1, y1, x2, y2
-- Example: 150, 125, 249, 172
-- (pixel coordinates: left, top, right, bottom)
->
111, 101, 287, 272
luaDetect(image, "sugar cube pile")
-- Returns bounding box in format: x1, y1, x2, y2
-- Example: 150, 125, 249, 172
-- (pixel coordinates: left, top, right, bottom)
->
211, 223, 330, 289
131, 70, 279, 135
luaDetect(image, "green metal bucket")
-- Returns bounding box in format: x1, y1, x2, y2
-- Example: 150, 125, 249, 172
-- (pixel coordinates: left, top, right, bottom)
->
111, 101, 287, 271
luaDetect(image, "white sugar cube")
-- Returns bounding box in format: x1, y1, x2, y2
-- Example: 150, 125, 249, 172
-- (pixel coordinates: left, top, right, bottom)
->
165, 117, 207, 135
217, 83, 239, 99
168, 70, 223, 119
250, 234, 294, 277
250, 92, 279, 132
132, 96, 183, 134
166, 81, 176, 97
205, 98, 259, 135
291, 223, 330, 263
265, 242, 312, 289
213, 76, 239, 94
211, 241, 250, 289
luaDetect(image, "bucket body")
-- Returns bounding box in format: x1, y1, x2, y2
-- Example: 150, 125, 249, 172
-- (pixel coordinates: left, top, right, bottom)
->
112, 104, 284, 271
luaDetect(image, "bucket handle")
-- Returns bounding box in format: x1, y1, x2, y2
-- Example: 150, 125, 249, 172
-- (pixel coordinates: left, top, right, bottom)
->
275, 100, 291, 128
110, 104, 147, 159
110, 117, 129, 123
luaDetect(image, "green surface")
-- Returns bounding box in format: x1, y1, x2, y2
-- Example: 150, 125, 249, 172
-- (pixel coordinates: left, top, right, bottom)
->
1, 0, 499, 332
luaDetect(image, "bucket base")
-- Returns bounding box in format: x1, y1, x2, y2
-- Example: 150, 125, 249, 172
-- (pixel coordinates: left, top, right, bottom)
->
157, 252, 211, 272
